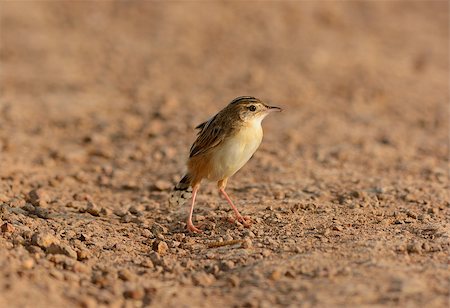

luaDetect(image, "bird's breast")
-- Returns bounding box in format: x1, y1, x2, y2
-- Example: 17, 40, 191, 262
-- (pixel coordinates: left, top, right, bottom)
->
208, 124, 263, 180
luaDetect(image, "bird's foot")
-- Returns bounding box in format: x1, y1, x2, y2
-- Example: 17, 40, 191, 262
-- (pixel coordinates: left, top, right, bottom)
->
230, 215, 252, 228
187, 221, 203, 233
239, 215, 252, 227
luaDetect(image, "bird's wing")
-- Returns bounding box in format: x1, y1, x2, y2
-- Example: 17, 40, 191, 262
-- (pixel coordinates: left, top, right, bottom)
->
195, 120, 208, 130
190, 115, 228, 158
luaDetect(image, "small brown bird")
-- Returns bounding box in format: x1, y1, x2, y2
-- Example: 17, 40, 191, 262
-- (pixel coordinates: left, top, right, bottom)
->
170, 96, 281, 233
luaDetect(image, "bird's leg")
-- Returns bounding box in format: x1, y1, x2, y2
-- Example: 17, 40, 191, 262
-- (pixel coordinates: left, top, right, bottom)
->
187, 184, 202, 233
218, 179, 251, 227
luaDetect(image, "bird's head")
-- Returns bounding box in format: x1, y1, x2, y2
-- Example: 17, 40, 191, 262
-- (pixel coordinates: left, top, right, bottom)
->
227, 96, 282, 124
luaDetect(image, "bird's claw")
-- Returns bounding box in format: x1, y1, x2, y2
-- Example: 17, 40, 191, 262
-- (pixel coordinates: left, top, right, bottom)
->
187, 221, 203, 233
230, 215, 252, 228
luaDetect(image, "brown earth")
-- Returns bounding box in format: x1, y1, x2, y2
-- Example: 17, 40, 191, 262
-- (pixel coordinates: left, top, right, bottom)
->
0, 2, 449, 307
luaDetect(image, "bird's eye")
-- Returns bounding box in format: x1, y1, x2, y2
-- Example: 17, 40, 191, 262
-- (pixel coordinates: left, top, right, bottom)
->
249, 105, 256, 112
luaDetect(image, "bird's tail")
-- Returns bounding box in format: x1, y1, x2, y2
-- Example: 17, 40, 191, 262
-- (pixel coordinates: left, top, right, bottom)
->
168, 174, 193, 207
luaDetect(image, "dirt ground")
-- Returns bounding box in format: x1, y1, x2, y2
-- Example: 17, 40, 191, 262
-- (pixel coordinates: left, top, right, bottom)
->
0, 2, 449, 307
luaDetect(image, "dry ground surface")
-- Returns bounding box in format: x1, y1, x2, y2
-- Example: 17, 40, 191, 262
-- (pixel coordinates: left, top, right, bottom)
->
0, 2, 449, 307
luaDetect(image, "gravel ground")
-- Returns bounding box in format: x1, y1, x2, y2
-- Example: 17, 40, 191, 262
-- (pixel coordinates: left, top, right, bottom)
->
0, 2, 449, 307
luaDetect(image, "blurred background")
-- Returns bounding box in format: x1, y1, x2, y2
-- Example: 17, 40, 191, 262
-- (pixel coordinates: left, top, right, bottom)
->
1, 0, 448, 211
0, 2, 449, 307
1, 2, 448, 171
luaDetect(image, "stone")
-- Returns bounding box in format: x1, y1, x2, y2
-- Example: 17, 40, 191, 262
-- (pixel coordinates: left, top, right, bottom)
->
48, 254, 76, 266
151, 223, 168, 235
1, 222, 15, 233
241, 238, 253, 249
0, 194, 9, 203
79, 296, 97, 308
120, 214, 133, 223
27, 245, 44, 255
31, 232, 59, 249
118, 269, 135, 281
77, 248, 91, 260
407, 241, 422, 254
47, 243, 78, 259
27, 189, 50, 207
141, 259, 154, 268
153, 180, 171, 191
99, 207, 111, 216
123, 287, 144, 300
22, 203, 35, 213
35, 207, 51, 219
243, 230, 256, 238
49, 269, 65, 280
192, 272, 216, 287
220, 260, 235, 271
114, 208, 128, 217
148, 251, 163, 266
13, 235, 25, 245
22, 258, 35, 270
86, 201, 100, 216
9, 198, 26, 208
228, 275, 240, 287
152, 240, 169, 255
270, 269, 283, 281
72, 262, 90, 273
141, 229, 152, 237
129, 204, 145, 214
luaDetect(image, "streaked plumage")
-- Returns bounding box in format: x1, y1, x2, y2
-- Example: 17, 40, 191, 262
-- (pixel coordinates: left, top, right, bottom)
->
170, 96, 281, 233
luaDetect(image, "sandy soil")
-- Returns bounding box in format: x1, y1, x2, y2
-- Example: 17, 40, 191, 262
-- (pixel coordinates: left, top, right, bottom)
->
0, 2, 449, 307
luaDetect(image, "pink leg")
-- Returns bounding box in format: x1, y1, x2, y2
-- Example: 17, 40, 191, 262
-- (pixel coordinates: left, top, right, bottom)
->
219, 188, 251, 227
187, 185, 202, 233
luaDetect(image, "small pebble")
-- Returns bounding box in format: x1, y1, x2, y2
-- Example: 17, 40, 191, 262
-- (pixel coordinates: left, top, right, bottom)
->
114, 209, 128, 217
141, 229, 152, 237
129, 205, 144, 215
243, 230, 256, 238
407, 241, 422, 254
79, 296, 97, 308
153, 180, 171, 191
1, 222, 15, 233
13, 235, 25, 245
151, 223, 168, 235
31, 232, 59, 249
72, 262, 90, 273
141, 259, 154, 268
224, 234, 233, 241
22, 258, 35, 270
241, 238, 253, 249
22, 203, 35, 213
99, 207, 111, 216
120, 214, 133, 223
228, 275, 240, 287
118, 269, 135, 281
28, 189, 51, 207
0, 194, 9, 203
270, 269, 283, 281
86, 201, 100, 216
123, 287, 144, 300
47, 243, 78, 259
152, 240, 169, 255
49, 269, 64, 280
192, 272, 216, 287
77, 248, 91, 260
332, 224, 343, 231
220, 260, 235, 271
261, 250, 271, 257
35, 207, 51, 219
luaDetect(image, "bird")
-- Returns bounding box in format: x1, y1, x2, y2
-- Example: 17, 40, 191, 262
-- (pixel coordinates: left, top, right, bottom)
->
169, 96, 282, 233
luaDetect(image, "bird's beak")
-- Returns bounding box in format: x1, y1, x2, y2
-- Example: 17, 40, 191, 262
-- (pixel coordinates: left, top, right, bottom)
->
267, 105, 282, 112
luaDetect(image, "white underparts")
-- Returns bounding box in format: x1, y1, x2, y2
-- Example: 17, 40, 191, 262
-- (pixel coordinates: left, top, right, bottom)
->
207, 117, 264, 181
